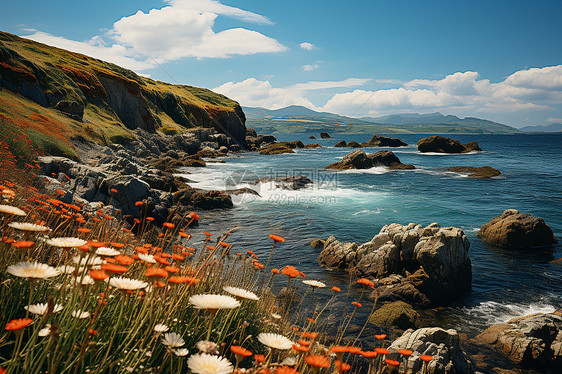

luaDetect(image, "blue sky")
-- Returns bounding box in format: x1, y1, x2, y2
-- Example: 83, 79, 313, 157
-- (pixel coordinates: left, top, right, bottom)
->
2, 0, 561, 127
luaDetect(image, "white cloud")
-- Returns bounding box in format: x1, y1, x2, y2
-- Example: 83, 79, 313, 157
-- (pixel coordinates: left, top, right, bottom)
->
302, 64, 319, 71
23, 0, 285, 71
213, 77, 369, 109
299, 42, 317, 50
323, 66, 562, 117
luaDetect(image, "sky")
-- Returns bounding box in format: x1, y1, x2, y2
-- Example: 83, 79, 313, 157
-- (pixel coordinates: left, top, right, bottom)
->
2, 0, 561, 128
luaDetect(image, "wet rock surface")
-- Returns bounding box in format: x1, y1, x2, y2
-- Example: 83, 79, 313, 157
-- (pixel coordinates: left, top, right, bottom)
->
447, 166, 501, 179
418, 136, 481, 153
325, 150, 415, 170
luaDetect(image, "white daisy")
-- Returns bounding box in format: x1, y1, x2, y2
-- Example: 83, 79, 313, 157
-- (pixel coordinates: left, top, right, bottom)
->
161, 332, 185, 348
46, 237, 87, 248
271, 313, 282, 319
72, 256, 104, 266
257, 333, 293, 350
25, 303, 64, 315
154, 324, 169, 333
38, 324, 52, 337
8, 222, 49, 232
71, 310, 91, 319
302, 280, 327, 288
77, 275, 95, 286
108, 277, 148, 291
173, 348, 189, 357
281, 356, 299, 366
138, 253, 156, 263
7, 262, 60, 279
0, 204, 26, 216
189, 294, 240, 311
223, 286, 259, 301
95, 247, 121, 256
196, 340, 219, 354
187, 353, 233, 374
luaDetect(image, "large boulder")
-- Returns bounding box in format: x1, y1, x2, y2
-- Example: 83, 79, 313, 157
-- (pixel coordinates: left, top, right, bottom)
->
389, 327, 475, 374
318, 223, 471, 304
174, 187, 233, 210
447, 166, 501, 179
474, 310, 562, 369
478, 209, 558, 250
334, 140, 347, 147
320, 132, 332, 139
369, 301, 420, 330
325, 150, 415, 170
417, 136, 481, 153
258, 143, 295, 155
364, 134, 407, 147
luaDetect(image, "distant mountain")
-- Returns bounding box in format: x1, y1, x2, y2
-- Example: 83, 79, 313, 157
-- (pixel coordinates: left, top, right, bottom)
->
362, 112, 519, 134
519, 123, 562, 133
244, 106, 521, 134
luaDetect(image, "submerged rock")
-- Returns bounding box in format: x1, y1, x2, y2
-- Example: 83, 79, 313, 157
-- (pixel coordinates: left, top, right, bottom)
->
389, 327, 475, 374
474, 310, 562, 369
447, 166, 501, 179
417, 136, 481, 153
478, 209, 558, 250
255, 176, 313, 190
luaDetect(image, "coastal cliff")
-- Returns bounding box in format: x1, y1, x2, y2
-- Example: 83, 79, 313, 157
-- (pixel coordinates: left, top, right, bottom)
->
0, 31, 247, 159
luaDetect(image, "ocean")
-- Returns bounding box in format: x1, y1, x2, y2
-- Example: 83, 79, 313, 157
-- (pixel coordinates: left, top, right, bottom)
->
178, 133, 562, 337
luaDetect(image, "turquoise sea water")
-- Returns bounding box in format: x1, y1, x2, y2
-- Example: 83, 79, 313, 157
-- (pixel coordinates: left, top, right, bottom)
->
179, 133, 562, 336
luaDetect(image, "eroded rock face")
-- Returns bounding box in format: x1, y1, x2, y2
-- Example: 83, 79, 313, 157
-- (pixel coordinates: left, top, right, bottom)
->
258, 143, 295, 155
388, 327, 475, 374
368, 301, 420, 330
478, 209, 558, 250
474, 310, 562, 369
417, 136, 481, 154
325, 150, 415, 170
317, 223, 471, 304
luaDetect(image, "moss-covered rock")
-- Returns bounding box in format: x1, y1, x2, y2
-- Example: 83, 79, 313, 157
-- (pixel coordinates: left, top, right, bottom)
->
369, 301, 420, 330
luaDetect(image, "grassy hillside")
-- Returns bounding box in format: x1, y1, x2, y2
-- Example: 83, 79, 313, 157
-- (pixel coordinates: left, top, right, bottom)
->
244, 106, 520, 134
0, 31, 245, 163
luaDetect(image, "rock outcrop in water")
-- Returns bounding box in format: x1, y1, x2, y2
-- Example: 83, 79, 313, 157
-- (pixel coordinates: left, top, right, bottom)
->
447, 166, 501, 179
474, 310, 562, 369
320, 132, 332, 138
388, 327, 475, 374
478, 209, 558, 250
317, 223, 472, 304
325, 150, 415, 170
364, 134, 408, 147
417, 136, 481, 153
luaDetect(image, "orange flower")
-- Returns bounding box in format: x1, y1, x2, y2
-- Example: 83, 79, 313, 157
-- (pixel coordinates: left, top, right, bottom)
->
254, 354, 265, 363
335, 360, 351, 372
5, 318, 32, 331
154, 256, 171, 266
375, 348, 389, 355
253, 262, 264, 270
269, 234, 285, 243
146, 268, 168, 278
331, 286, 341, 292
220, 242, 230, 247
306, 317, 316, 324
398, 349, 413, 357
163, 222, 174, 229
330, 346, 349, 354
115, 255, 134, 266
135, 246, 148, 254
276, 367, 297, 374
271, 268, 280, 274
302, 332, 319, 339
360, 351, 377, 358
88, 329, 97, 335
420, 355, 433, 362
292, 344, 309, 352
90, 270, 109, 281
100, 264, 128, 275
189, 212, 199, 220
110, 189, 118, 194
357, 278, 375, 288
110, 242, 125, 248
385, 359, 400, 368
304, 355, 330, 368
351, 301, 362, 308
374, 334, 387, 340
88, 241, 106, 248
135, 201, 143, 206
77, 228, 91, 233
230, 345, 252, 357
172, 254, 185, 262
179, 232, 190, 238
164, 266, 180, 274
204, 232, 213, 237
206, 245, 215, 251
298, 339, 311, 347
281, 265, 300, 278
12, 241, 34, 248
347, 347, 362, 354
146, 217, 155, 222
